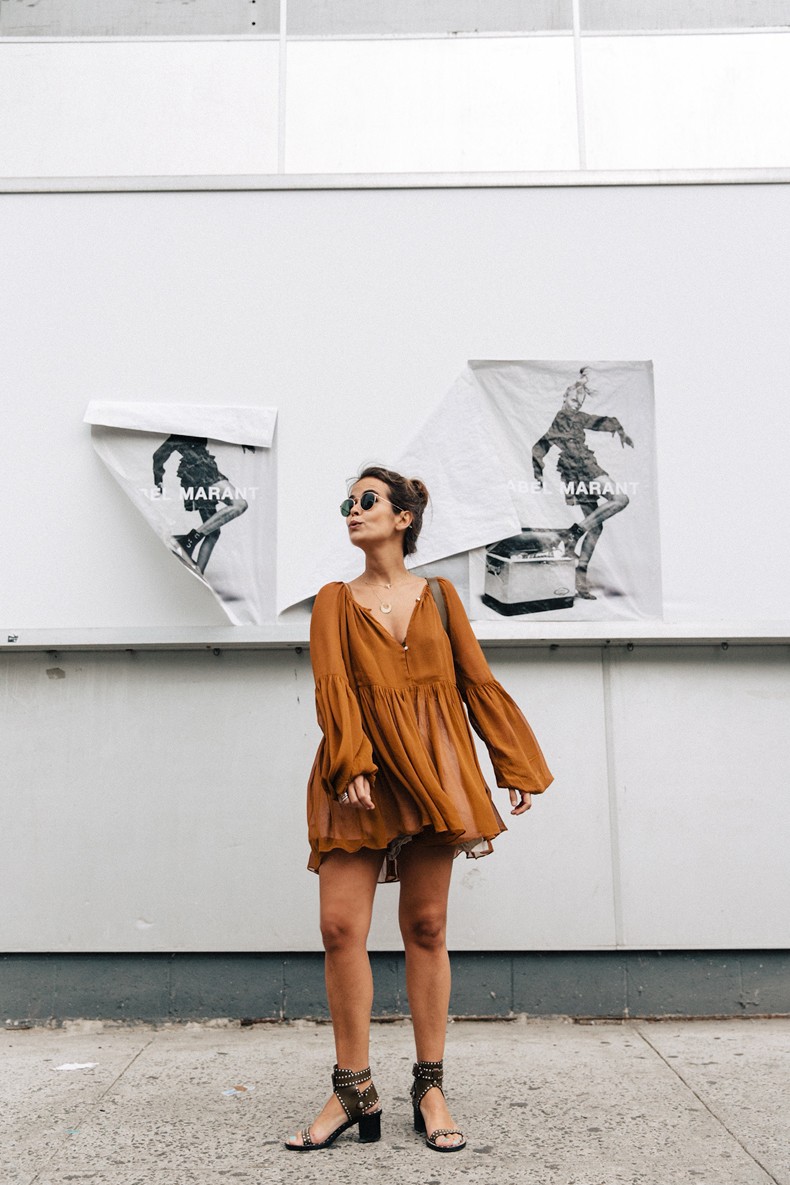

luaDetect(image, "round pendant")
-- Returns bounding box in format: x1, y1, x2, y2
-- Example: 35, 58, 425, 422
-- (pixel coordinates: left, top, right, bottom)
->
380, 603, 393, 614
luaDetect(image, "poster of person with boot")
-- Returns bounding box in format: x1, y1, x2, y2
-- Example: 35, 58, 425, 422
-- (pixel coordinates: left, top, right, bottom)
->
84, 402, 277, 625
467, 359, 660, 622
530, 367, 634, 603
274, 359, 659, 627
151, 434, 253, 575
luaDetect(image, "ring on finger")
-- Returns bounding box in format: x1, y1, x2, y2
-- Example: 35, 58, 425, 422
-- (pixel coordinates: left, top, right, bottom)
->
339, 791, 350, 804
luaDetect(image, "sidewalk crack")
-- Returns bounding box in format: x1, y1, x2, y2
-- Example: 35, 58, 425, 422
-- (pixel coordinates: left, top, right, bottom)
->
28, 1036, 155, 1184
635, 1025, 780, 1185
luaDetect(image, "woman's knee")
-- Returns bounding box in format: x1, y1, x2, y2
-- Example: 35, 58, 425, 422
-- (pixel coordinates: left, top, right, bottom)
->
320, 911, 368, 954
400, 910, 447, 951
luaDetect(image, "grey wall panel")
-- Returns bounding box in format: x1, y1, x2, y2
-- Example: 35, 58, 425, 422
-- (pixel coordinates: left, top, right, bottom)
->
5, 0, 786, 40
610, 646, 790, 948
0, 0, 278, 37
0, 648, 317, 952
287, 0, 572, 37
0, 646, 615, 953
4, 641, 788, 952
4, 951, 790, 1020
580, 0, 790, 32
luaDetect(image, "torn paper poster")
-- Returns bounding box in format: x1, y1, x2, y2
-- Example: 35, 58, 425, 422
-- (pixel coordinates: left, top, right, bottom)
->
281, 361, 660, 623
85, 403, 277, 625
277, 369, 522, 611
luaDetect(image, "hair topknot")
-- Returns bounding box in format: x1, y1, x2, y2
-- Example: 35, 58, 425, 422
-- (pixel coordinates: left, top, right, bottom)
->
356, 465, 429, 556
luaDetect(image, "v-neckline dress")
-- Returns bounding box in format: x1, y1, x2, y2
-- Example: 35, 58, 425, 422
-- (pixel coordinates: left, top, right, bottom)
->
306, 578, 552, 882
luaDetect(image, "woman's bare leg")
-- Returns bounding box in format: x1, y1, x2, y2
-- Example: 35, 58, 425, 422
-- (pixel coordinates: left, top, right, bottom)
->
398, 842, 464, 1148
196, 486, 249, 534
286, 847, 383, 1146
576, 488, 630, 536
572, 486, 629, 598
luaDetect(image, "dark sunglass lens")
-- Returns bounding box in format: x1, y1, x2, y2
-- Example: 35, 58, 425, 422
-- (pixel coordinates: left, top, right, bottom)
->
339, 498, 354, 517
360, 491, 377, 511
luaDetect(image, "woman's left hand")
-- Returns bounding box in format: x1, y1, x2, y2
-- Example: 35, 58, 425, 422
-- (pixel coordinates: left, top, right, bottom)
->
344, 774, 375, 811
509, 789, 532, 816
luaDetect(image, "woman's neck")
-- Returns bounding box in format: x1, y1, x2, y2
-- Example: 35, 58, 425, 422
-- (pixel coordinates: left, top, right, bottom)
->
360, 546, 410, 587
363, 563, 410, 587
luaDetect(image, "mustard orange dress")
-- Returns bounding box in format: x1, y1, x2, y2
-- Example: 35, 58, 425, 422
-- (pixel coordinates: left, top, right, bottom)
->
307, 577, 552, 880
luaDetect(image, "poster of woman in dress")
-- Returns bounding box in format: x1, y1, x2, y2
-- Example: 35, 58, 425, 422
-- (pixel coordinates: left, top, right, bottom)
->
84, 402, 278, 625
282, 359, 660, 626
466, 360, 661, 622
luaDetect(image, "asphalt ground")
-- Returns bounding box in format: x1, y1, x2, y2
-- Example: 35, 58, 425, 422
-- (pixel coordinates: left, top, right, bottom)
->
4, 1016, 789, 1185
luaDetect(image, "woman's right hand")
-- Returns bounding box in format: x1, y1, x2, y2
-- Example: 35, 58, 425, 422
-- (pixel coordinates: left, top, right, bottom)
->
343, 774, 375, 811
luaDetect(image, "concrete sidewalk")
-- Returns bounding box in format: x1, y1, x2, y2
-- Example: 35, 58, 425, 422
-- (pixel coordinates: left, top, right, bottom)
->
3, 1017, 789, 1185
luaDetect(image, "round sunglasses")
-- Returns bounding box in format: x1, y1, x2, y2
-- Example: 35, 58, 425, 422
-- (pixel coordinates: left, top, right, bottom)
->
340, 489, 402, 517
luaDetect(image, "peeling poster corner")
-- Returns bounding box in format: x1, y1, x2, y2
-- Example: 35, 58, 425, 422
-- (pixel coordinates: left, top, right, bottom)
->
84, 402, 278, 625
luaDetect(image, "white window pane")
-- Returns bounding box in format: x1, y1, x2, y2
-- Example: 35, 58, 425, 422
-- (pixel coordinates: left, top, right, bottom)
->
583, 33, 790, 169
0, 42, 280, 177
286, 37, 579, 174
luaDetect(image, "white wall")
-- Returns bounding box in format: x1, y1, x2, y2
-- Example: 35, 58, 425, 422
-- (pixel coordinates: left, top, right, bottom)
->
2, 32, 789, 177
3, 642, 788, 952
1, 33, 789, 953
3, 184, 790, 634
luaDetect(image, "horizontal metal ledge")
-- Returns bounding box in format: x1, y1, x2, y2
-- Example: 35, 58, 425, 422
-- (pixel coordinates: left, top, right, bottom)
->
2, 622, 789, 653
3, 168, 790, 195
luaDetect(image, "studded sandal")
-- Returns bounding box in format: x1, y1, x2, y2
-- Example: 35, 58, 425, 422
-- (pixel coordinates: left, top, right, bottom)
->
411, 1059, 467, 1153
284, 1065, 381, 1151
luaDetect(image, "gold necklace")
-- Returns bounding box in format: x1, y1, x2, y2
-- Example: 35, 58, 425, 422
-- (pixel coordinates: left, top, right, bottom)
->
362, 576, 415, 615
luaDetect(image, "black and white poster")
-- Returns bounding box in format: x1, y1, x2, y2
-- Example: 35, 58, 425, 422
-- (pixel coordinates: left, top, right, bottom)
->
465, 360, 661, 622
85, 402, 277, 624
283, 359, 660, 624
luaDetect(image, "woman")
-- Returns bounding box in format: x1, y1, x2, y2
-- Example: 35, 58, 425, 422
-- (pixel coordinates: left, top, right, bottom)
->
532, 368, 634, 600
151, 434, 251, 574
285, 466, 552, 1154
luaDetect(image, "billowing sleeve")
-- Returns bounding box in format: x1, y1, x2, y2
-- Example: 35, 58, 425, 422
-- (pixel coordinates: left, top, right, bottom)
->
309, 583, 378, 798
581, 412, 624, 437
438, 578, 553, 795
152, 435, 180, 486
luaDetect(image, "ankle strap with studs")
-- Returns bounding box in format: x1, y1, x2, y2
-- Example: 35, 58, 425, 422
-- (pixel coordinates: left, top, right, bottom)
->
411, 1059, 444, 1104
332, 1065, 372, 1087
332, 1064, 379, 1119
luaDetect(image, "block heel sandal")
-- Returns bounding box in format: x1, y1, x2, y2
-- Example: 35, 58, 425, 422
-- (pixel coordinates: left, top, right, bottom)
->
284, 1065, 381, 1151
411, 1059, 466, 1153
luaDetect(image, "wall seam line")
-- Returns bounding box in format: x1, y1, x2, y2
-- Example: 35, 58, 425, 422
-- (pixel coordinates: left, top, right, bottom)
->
571, 0, 587, 169
277, 0, 287, 173
601, 648, 625, 947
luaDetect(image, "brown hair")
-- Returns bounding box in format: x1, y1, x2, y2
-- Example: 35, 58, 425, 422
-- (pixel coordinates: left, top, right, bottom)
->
357, 465, 429, 556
